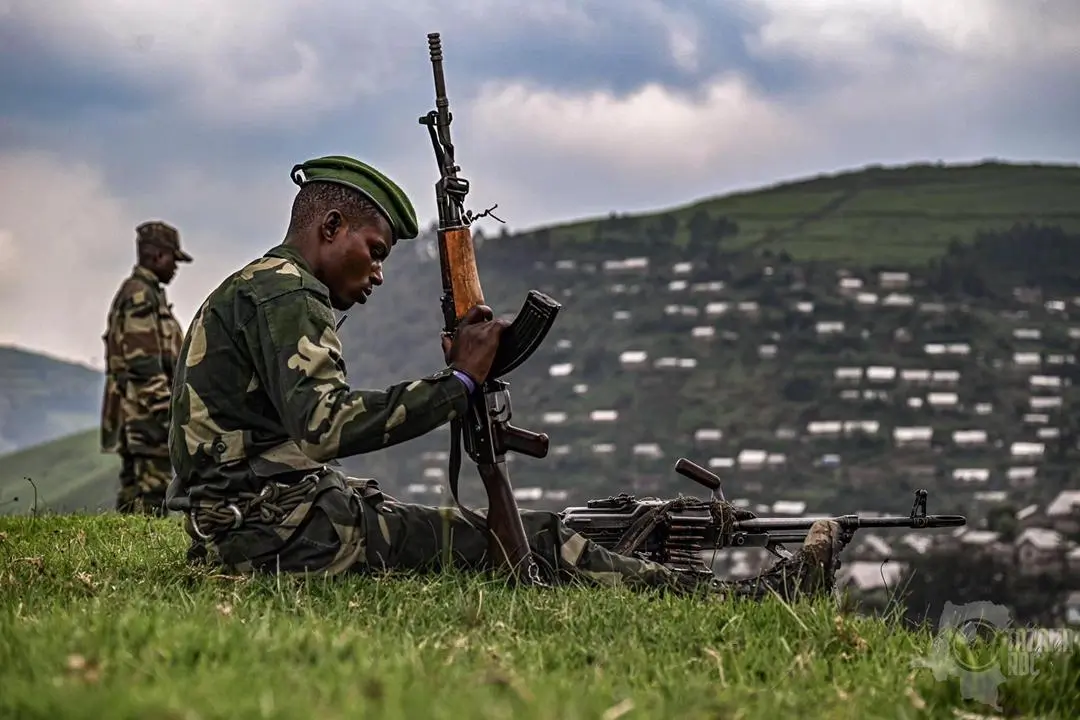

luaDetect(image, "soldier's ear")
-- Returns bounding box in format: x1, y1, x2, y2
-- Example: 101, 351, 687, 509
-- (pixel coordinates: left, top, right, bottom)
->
322, 210, 343, 242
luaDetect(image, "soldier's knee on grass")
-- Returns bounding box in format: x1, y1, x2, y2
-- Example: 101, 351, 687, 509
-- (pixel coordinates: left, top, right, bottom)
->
518, 509, 563, 538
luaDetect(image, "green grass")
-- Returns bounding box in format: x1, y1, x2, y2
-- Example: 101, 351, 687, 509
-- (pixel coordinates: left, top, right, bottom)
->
0, 429, 118, 516
529, 161, 1080, 263
1, 515, 1077, 719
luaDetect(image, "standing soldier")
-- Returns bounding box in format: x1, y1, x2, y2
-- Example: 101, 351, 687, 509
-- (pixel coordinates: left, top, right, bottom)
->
101, 220, 192, 515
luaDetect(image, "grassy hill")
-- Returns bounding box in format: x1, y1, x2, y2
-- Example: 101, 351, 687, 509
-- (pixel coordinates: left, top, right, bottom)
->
0, 345, 103, 455
1, 514, 1077, 719
529, 161, 1080, 264
0, 429, 117, 516
2, 160, 1080, 524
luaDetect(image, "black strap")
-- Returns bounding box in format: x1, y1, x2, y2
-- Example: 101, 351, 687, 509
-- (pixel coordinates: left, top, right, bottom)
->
447, 416, 490, 532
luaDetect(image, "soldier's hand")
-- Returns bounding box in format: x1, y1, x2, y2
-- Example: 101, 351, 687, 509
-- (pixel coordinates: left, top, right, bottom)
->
441, 304, 494, 360
444, 304, 507, 385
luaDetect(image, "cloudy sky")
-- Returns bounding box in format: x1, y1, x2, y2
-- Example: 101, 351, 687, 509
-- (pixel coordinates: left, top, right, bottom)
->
1, 0, 1078, 369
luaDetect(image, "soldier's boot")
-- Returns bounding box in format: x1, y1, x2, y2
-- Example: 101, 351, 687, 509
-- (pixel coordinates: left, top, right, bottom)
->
116, 454, 139, 514
133, 491, 168, 517
116, 485, 140, 514
718, 519, 844, 602
132, 456, 172, 517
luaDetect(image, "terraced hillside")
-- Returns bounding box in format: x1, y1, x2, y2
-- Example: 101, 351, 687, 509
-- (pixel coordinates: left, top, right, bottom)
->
0, 345, 103, 455
3, 160, 1080, 526
531, 161, 1080, 263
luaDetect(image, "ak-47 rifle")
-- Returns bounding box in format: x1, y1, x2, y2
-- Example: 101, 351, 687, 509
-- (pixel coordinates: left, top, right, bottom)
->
559, 457, 967, 577
419, 32, 561, 586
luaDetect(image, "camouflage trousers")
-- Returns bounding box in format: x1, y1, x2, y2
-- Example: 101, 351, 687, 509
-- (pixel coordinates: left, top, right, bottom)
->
116, 454, 171, 517
194, 476, 841, 602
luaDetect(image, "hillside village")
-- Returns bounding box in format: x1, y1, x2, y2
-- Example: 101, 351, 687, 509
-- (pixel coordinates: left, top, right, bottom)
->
376, 240, 1080, 620
402, 254, 1079, 499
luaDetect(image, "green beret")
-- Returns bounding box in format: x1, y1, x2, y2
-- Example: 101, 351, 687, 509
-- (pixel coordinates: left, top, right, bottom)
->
290, 155, 419, 242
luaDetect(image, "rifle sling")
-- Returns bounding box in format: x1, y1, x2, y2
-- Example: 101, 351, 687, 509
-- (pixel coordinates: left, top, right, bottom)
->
446, 416, 491, 532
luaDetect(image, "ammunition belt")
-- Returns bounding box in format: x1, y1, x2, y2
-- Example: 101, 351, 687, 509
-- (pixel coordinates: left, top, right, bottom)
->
187, 473, 321, 540
612, 497, 754, 556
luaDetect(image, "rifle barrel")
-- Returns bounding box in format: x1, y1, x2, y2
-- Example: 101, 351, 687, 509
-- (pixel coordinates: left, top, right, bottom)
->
427, 33, 449, 111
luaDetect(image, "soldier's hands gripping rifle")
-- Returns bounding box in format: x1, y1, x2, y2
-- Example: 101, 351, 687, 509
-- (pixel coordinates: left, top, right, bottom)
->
419, 32, 561, 586
559, 457, 968, 577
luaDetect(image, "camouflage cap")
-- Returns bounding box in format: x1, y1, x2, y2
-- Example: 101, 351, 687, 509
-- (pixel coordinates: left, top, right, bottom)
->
136, 221, 192, 262
290, 155, 419, 242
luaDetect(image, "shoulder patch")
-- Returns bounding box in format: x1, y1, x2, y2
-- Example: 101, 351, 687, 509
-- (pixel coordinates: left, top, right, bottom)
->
239, 257, 301, 281
238, 254, 328, 305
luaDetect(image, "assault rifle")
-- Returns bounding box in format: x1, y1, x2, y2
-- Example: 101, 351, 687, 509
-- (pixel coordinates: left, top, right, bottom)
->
559, 457, 967, 577
419, 32, 561, 586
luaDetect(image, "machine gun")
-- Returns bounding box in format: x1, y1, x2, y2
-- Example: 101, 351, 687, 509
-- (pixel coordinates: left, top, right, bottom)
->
558, 457, 968, 577
419, 32, 561, 586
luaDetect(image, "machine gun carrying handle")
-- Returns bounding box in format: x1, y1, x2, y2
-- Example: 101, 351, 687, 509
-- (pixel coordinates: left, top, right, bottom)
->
674, 457, 725, 500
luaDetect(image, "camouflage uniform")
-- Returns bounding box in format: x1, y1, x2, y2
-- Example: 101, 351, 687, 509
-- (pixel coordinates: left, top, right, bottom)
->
165, 242, 841, 601
101, 222, 191, 515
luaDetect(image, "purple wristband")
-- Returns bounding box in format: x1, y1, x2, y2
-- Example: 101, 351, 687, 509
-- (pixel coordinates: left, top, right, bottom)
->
451, 369, 476, 395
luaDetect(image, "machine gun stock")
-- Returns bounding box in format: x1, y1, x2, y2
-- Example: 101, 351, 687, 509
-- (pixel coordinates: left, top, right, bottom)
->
558, 456, 967, 575
419, 32, 560, 586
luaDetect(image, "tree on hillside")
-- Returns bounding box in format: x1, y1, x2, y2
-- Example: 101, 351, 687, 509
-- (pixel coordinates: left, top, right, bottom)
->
928, 222, 1080, 298
986, 504, 1020, 542
687, 209, 713, 248
647, 215, 679, 244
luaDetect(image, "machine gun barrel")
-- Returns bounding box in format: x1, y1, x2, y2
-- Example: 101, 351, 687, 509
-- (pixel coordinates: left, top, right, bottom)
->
732, 489, 966, 531
734, 514, 967, 531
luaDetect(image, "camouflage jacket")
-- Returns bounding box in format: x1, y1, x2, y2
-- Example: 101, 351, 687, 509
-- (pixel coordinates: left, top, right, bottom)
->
167, 243, 468, 547
100, 265, 185, 457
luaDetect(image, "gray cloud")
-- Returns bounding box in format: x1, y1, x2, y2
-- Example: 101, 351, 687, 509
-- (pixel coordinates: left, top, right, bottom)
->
1, 0, 1078, 364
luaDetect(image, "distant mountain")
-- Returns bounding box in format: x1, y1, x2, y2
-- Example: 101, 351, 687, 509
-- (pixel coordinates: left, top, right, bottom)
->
3, 160, 1079, 519
0, 345, 103, 455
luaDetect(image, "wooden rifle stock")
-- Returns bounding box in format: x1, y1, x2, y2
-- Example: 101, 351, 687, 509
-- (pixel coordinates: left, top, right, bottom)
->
477, 464, 534, 573
420, 32, 560, 585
